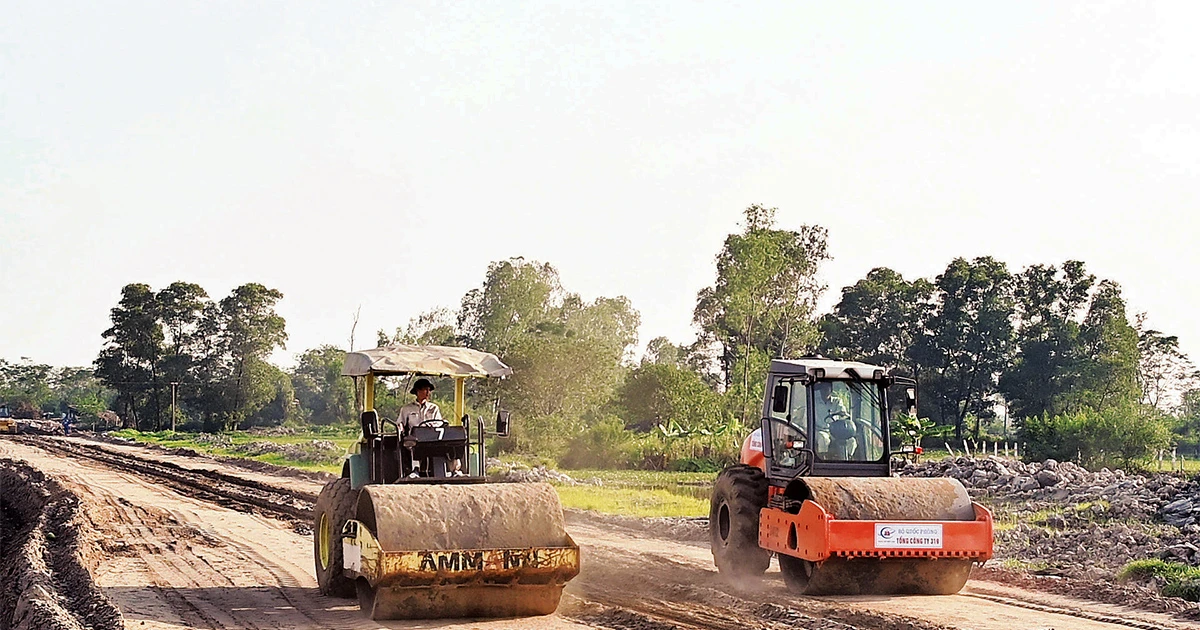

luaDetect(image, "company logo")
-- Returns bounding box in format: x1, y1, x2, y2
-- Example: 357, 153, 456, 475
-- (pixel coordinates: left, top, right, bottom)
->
874, 523, 944, 548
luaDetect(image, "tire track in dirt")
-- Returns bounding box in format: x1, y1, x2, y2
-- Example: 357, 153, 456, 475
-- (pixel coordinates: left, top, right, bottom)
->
0, 437, 590, 630
17, 436, 315, 526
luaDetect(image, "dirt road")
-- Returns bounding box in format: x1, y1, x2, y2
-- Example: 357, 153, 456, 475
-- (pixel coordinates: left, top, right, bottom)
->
0, 436, 1194, 630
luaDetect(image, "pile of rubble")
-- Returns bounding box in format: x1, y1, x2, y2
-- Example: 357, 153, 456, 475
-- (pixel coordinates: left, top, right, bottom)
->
246, 426, 298, 437
190, 433, 233, 447
14, 419, 66, 436
232, 439, 343, 465
168, 433, 342, 466
899, 456, 1187, 521
487, 460, 602, 486
899, 456, 1200, 577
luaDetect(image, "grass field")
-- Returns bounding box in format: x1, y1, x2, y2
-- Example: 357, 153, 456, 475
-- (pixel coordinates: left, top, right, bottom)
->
554, 485, 708, 518
110, 428, 356, 474
108, 429, 716, 517
556, 468, 714, 517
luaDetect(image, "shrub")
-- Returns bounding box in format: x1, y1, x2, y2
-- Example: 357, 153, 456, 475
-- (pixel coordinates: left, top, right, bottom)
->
1118, 559, 1200, 602
1020, 403, 1171, 468
492, 412, 581, 457
1163, 579, 1200, 602
560, 416, 640, 469
635, 429, 741, 471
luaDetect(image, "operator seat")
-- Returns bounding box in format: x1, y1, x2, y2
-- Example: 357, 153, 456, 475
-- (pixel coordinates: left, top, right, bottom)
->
826, 417, 859, 461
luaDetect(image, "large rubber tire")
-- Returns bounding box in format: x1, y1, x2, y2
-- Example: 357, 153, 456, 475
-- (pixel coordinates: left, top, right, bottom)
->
710, 464, 771, 578
778, 554, 816, 592
313, 478, 358, 598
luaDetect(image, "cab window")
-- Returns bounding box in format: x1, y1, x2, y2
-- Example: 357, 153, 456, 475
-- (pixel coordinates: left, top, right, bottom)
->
769, 379, 809, 469
811, 380, 885, 463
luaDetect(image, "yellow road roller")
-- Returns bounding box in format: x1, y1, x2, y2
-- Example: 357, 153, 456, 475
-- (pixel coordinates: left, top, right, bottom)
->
0, 404, 16, 434
313, 344, 579, 620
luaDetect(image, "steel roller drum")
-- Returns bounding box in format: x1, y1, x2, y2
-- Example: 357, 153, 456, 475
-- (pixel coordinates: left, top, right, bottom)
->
789, 476, 977, 595
353, 482, 577, 619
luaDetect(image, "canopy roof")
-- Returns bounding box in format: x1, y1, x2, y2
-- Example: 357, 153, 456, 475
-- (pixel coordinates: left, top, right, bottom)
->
770, 358, 888, 380
342, 344, 512, 378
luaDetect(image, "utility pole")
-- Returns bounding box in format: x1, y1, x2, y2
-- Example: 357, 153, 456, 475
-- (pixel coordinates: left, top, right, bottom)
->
170, 382, 179, 432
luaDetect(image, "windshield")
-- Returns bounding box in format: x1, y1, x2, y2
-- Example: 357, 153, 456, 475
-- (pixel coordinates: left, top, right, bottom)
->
811, 380, 886, 462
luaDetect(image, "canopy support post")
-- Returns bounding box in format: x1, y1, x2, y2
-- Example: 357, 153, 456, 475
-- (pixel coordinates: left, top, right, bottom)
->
454, 377, 465, 424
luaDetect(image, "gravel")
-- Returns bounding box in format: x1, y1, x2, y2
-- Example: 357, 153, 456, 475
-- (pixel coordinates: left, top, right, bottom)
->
897, 455, 1200, 590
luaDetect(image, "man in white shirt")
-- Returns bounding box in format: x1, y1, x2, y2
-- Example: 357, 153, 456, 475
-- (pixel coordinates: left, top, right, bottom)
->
398, 378, 465, 476
398, 378, 442, 430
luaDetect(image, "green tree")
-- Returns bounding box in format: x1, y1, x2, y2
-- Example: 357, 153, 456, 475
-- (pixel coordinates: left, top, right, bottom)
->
216, 284, 288, 430
818, 267, 934, 372
618, 362, 727, 432
378, 308, 459, 347
156, 282, 212, 428
1074, 280, 1140, 411
642, 336, 683, 367
50, 367, 113, 418
693, 205, 831, 422
912, 257, 1015, 438
455, 258, 639, 453
458, 258, 562, 356
0, 359, 55, 412
292, 345, 355, 424
94, 283, 165, 429
1021, 403, 1171, 468
560, 295, 640, 361
1136, 315, 1198, 411
1176, 389, 1200, 450
244, 363, 298, 428
999, 261, 1095, 420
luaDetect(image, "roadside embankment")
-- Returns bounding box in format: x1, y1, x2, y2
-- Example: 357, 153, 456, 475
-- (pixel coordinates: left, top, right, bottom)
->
0, 458, 122, 630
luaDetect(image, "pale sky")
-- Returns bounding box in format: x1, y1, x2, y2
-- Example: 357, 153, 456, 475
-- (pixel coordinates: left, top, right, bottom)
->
2, 2, 1198, 369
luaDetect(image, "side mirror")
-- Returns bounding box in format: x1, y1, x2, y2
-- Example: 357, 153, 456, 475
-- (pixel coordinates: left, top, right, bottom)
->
771, 385, 789, 414
905, 387, 917, 416
495, 410, 511, 437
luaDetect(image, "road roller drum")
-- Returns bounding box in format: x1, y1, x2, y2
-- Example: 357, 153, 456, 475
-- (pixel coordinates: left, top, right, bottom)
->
342, 482, 580, 619
793, 477, 977, 521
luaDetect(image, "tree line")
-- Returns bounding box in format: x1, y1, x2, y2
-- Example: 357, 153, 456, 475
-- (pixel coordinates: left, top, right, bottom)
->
4, 204, 1195, 470
818, 259, 1197, 466
92, 282, 288, 431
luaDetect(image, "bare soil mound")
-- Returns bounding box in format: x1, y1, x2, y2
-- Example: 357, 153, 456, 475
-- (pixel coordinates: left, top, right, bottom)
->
0, 458, 122, 630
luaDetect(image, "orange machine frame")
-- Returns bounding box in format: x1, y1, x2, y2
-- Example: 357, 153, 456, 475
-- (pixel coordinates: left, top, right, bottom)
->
759, 497, 994, 562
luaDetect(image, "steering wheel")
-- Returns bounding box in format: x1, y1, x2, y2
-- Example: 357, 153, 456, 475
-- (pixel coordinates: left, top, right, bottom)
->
418, 419, 447, 428
824, 410, 851, 424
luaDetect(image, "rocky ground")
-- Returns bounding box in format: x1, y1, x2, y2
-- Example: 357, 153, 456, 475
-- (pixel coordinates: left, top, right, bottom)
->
898, 455, 1200, 608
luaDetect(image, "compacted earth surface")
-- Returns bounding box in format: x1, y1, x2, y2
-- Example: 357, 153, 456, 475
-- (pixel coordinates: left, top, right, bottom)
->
1, 433, 1198, 630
